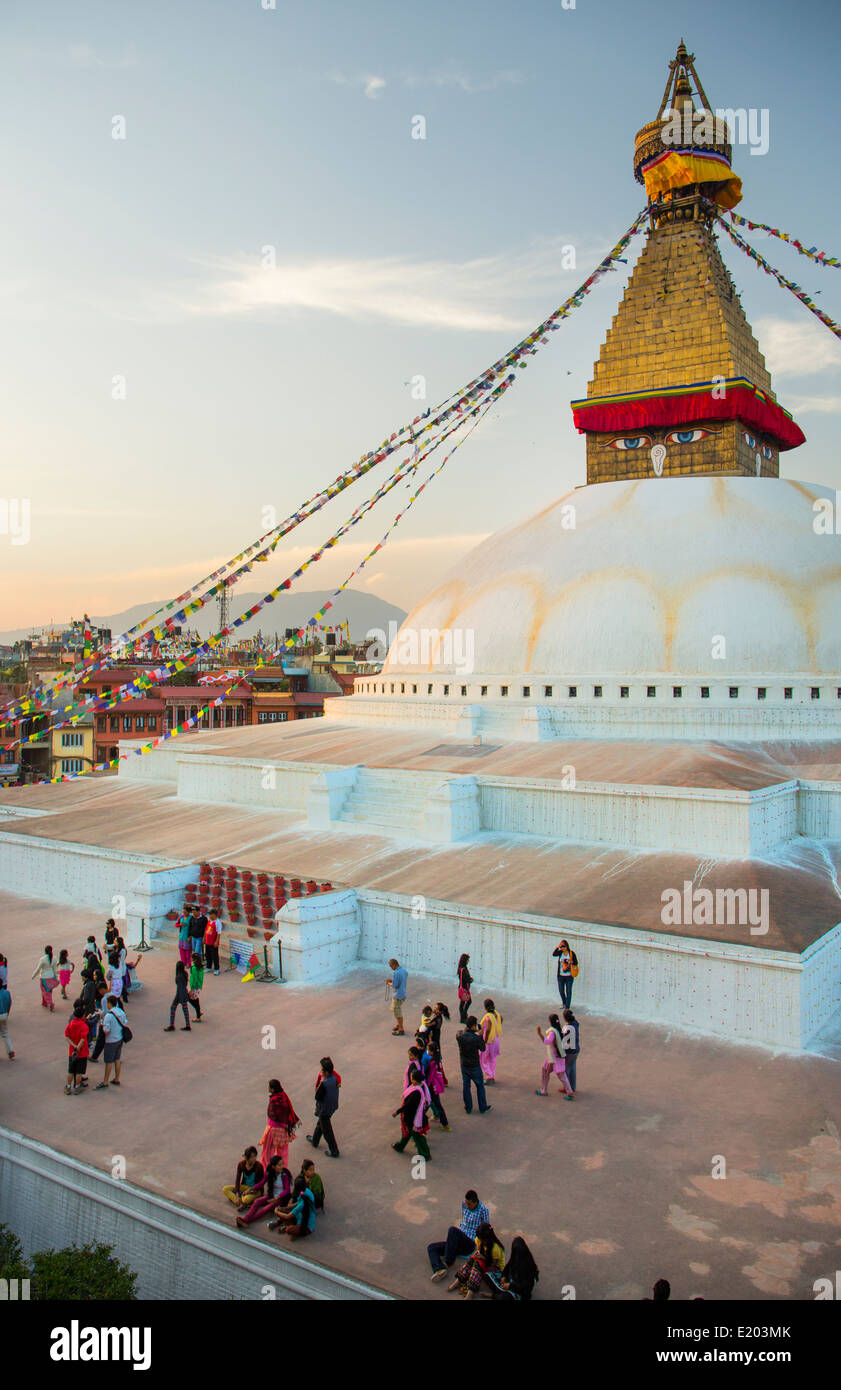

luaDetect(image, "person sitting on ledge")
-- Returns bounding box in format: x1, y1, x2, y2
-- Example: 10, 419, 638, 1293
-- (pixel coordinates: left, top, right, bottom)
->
235, 1155, 292, 1228
268, 1174, 317, 1240
222, 1146, 264, 1211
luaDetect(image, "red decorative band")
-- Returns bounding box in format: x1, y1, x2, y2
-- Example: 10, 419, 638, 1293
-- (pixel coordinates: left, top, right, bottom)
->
571, 385, 805, 451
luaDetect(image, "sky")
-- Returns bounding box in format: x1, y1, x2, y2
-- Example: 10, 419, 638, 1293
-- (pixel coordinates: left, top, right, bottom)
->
1, 0, 840, 632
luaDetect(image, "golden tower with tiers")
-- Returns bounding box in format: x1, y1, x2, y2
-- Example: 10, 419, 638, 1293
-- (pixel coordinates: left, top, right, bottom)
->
571, 42, 805, 484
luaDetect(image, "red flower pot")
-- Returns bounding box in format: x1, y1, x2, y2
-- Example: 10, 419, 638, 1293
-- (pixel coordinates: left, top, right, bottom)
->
290, 889, 301, 899
263, 930, 274, 941
199, 862, 210, 873
246, 927, 256, 938
320, 883, 333, 893
257, 873, 268, 884
246, 914, 257, 926
229, 911, 240, 922
166, 910, 179, 921
305, 880, 317, 894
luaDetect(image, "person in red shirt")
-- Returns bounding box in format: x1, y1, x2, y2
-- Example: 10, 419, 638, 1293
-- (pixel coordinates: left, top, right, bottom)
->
65, 1000, 90, 1095
204, 916, 222, 975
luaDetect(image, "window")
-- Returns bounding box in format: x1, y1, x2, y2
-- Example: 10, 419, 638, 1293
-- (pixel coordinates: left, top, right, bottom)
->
522, 686, 531, 698
97, 716, 106, 732
500, 686, 509, 697
647, 686, 656, 698
700, 687, 710, 699
729, 687, 739, 699
257, 711, 288, 723
568, 686, 577, 698
443, 685, 450, 696
427, 684, 433, 695
544, 685, 553, 697
481, 685, 488, 697
784, 687, 793, 700
122, 716, 132, 732
673, 686, 682, 699
60, 732, 83, 747
109, 716, 119, 732
400, 683, 405, 694
757, 688, 766, 700
390, 683, 394, 694
593, 685, 602, 698
412, 685, 417, 695
460, 686, 467, 697
811, 687, 821, 700
135, 716, 145, 731
149, 716, 157, 730
620, 686, 629, 699
61, 758, 83, 773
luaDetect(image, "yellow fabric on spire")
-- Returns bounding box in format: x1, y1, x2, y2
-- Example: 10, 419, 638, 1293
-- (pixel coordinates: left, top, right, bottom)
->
643, 150, 742, 209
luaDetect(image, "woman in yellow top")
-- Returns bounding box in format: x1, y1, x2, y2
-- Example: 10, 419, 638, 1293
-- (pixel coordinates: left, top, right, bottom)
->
479, 998, 503, 1084
447, 1222, 505, 1299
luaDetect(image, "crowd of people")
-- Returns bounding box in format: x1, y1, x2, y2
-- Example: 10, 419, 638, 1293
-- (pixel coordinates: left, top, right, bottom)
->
3, 904, 587, 1298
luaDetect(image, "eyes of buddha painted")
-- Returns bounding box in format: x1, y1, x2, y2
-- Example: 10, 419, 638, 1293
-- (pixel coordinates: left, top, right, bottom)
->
743, 431, 757, 448
608, 435, 652, 450
664, 427, 714, 444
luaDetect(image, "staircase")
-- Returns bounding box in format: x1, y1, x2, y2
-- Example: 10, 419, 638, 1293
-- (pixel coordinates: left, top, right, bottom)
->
335, 768, 437, 838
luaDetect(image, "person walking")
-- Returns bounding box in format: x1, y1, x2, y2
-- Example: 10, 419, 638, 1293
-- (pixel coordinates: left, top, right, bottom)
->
456, 953, 473, 1024
0, 952, 9, 986
386, 958, 407, 1036
222, 1147, 264, 1210
392, 1067, 431, 1159
187, 953, 204, 1022
105, 950, 126, 1011
456, 1016, 491, 1115
64, 1001, 90, 1094
204, 914, 222, 974
426, 1040, 451, 1130
307, 1057, 340, 1158
552, 938, 578, 1010
561, 1008, 581, 1094
427, 1190, 491, 1280
94, 995, 127, 1090
31, 946, 59, 1010
536, 1014, 574, 1100
0, 978, 14, 1060
57, 950, 75, 1000
260, 1079, 300, 1170
164, 960, 193, 1031
177, 909, 193, 968
479, 999, 503, 1085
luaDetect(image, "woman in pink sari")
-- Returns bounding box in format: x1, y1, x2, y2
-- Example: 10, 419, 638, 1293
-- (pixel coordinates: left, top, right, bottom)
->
32, 946, 59, 1011
260, 1079, 300, 1170
535, 1014, 574, 1100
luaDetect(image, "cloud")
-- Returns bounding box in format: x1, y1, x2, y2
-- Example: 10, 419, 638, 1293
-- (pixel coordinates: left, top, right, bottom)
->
363, 75, 386, 99
176, 236, 596, 333
402, 66, 524, 93
756, 316, 841, 377
786, 394, 841, 414
330, 67, 523, 98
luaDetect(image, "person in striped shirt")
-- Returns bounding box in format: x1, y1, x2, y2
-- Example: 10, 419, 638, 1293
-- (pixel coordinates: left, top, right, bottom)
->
427, 1190, 490, 1280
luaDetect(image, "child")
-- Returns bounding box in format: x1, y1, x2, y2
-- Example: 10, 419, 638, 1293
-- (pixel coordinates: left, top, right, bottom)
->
64, 1001, 90, 1094
58, 949, 75, 999
188, 953, 204, 1022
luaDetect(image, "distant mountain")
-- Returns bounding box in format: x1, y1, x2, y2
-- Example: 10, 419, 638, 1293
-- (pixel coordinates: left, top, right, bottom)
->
0, 589, 407, 646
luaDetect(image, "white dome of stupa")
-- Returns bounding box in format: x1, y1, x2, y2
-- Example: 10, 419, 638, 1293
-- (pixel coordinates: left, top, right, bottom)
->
383, 476, 841, 680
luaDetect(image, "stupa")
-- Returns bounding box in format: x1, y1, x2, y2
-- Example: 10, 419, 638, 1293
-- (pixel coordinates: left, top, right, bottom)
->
2, 44, 840, 1050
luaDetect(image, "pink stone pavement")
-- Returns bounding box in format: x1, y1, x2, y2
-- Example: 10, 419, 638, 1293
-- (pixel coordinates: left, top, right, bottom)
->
1, 889, 839, 1301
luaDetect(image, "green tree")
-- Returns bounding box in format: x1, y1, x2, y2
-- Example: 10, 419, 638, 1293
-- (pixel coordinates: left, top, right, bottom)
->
0, 1223, 29, 1282
29, 1242, 138, 1300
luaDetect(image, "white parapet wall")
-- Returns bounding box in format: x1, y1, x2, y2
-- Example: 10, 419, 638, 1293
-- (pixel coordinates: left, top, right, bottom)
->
356, 889, 823, 1050
272, 890, 361, 982
0, 830, 188, 929
0, 1128, 390, 1301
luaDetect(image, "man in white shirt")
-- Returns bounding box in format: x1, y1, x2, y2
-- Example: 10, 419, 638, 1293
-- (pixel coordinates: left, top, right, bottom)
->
94, 996, 128, 1091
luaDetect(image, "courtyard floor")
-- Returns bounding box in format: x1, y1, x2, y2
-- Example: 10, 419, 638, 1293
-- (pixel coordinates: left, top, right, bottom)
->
1, 890, 840, 1301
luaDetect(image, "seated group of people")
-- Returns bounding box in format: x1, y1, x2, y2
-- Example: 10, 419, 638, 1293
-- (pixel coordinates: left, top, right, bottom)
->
428, 1190, 540, 1301
223, 1147, 323, 1240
